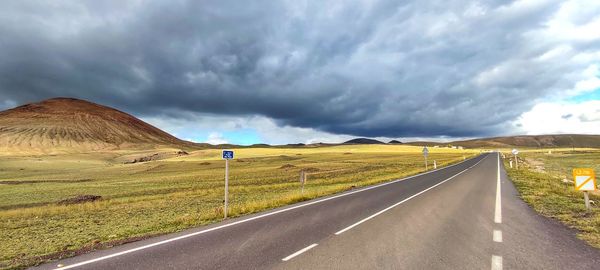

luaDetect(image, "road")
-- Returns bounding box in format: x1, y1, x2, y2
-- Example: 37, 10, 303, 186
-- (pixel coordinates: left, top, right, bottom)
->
33, 153, 600, 270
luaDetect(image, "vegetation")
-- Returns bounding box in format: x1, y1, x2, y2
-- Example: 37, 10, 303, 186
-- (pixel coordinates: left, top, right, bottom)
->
503, 149, 600, 248
0, 145, 476, 269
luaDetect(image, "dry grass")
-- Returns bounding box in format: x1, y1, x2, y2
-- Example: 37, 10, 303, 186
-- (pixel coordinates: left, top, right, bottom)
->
0, 145, 476, 269
502, 148, 600, 248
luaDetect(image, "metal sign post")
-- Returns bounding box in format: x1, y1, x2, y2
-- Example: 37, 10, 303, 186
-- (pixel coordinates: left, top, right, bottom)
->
573, 168, 596, 211
512, 149, 519, 170
222, 150, 234, 218
423, 147, 429, 170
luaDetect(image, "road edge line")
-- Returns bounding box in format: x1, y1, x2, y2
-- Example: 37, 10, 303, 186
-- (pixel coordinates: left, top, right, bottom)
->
495, 153, 502, 224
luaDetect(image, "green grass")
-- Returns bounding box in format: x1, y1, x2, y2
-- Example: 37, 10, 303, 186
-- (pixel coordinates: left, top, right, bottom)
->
0, 145, 476, 269
503, 149, 600, 248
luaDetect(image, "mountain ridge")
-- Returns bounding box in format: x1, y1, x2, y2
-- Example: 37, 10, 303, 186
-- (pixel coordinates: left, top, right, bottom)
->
404, 134, 600, 148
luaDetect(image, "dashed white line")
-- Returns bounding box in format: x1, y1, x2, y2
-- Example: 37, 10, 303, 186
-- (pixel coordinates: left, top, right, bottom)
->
335, 156, 488, 235
493, 230, 503, 243
282, 244, 318, 261
491, 255, 503, 270
495, 153, 502, 224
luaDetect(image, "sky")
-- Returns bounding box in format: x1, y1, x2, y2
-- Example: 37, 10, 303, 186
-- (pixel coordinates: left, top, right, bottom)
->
0, 0, 599, 145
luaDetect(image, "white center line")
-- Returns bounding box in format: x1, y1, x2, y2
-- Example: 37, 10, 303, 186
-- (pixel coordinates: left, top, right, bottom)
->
282, 244, 318, 261
495, 153, 502, 224
493, 230, 503, 243
491, 255, 503, 270
335, 156, 487, 235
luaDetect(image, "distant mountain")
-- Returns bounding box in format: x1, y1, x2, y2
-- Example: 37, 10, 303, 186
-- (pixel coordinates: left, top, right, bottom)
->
404, 134, 600, 148
0, 97, 196, 153
388, 140, 402, 144
343, 138, 385, 144
451, 134, 600, 148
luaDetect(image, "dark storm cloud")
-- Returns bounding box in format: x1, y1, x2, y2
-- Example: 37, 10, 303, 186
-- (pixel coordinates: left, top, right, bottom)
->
0, 0, 598, 137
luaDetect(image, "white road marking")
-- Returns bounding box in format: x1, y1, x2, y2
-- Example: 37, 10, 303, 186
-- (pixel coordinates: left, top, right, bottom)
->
334, 156, 488, 235
495, 153, 502, 224
493, 230, 503, 243
281, 243, 318, 261
50, 156, 483, 270
491, 255, 503, 270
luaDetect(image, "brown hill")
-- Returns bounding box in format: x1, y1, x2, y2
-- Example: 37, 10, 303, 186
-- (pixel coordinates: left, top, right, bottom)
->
343, 138, 385, 144
0, 97, 194, 153
453, 134, 600, 148
403, 134, 600, 148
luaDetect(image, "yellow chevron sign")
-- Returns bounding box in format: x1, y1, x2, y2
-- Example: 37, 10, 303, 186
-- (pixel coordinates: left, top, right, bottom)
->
573, 168, 596, 191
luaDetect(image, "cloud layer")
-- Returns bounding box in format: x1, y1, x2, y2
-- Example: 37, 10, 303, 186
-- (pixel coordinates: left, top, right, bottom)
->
1, 0, 599, 140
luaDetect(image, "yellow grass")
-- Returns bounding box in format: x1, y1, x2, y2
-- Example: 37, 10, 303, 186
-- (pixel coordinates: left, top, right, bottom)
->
0, 145, 476, 269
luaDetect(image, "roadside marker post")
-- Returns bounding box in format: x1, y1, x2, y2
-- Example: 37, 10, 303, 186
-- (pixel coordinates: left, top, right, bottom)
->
433, 160, 437, 169
422, 146, 429, 170
300, 170, 306, 194
509, 160, 513, 168
222, 150, 234, 218
573, 168, 597, 211
512, 149, 519, 170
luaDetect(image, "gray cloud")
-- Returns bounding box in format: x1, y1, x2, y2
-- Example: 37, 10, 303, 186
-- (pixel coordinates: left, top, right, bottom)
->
1, 0, 599, 138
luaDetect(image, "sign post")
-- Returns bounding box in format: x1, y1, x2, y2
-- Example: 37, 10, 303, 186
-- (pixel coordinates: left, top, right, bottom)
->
222, 150, 234, 218
423, 146, 429, 170
300, 170, 306, 194
573, 168, 597, 211
512, 149, 519, 170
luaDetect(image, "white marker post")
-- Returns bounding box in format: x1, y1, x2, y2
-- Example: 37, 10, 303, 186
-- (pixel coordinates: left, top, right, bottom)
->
300, 170, 306, 194
433, 160, 437, 169
423, 146, 429, 170
222, 150, 234, 218
512, 149, 519, 170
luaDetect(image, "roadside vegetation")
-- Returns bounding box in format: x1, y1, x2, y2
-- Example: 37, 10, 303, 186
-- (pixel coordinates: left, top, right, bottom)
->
503, 149, 600, 248
0, 145, 476, 269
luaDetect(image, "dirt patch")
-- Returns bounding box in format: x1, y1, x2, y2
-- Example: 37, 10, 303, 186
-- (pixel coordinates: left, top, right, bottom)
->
125, 150, 189, 164
57, 195, 102, 205
343, 152, 352, 155
0, 179, 92, 185
278, 155, 297, 160
199, 162, 211, 165
524, 158, 545, 173
302, 167, 320, 173
279, 164, 296, 169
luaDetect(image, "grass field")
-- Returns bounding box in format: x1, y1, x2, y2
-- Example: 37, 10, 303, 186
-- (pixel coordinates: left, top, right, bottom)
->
0, 145, 476, 269
502, 149, 600, 248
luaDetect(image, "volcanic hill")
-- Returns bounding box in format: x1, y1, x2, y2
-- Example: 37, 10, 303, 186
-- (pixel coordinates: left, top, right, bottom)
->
0, 97, 193, 153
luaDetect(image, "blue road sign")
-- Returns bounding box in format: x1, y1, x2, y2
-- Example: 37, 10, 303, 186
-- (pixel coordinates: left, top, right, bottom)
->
222, 150, 234, 159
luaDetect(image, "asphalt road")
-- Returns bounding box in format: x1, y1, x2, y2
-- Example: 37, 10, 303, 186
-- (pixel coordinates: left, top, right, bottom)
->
33, 153, 600, 270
